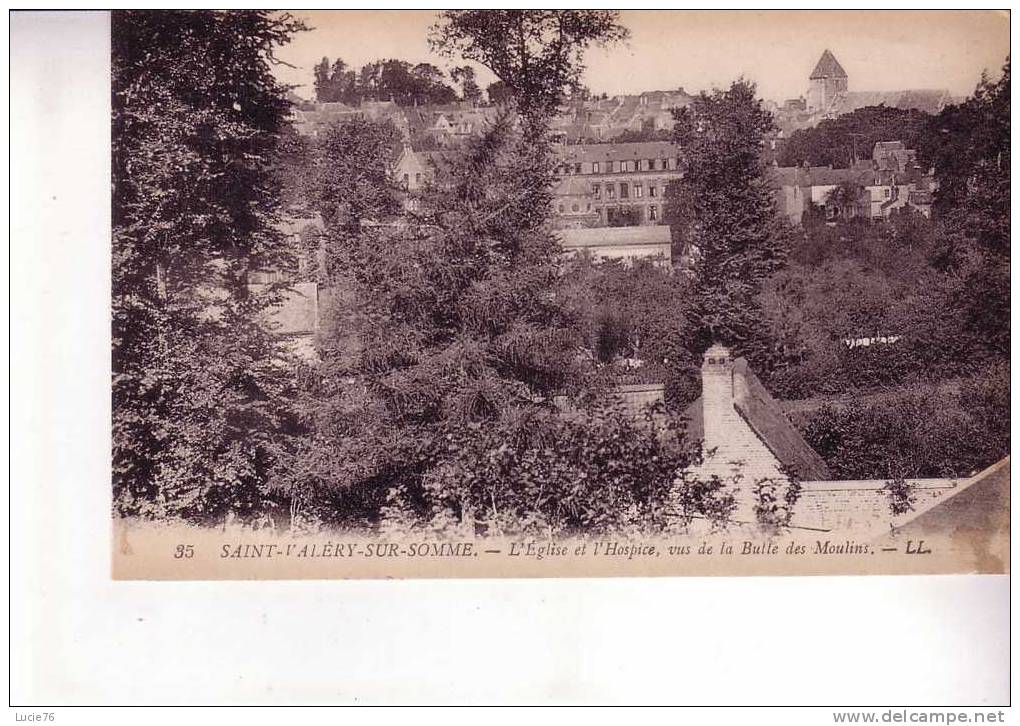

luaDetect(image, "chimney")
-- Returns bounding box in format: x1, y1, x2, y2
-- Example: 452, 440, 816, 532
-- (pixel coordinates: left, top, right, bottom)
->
701, 343, 737, 451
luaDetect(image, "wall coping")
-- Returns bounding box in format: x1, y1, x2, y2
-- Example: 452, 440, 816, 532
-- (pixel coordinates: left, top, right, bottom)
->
800, 478, 960, 493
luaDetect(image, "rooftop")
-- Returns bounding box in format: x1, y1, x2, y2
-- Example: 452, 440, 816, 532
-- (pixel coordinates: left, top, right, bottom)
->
558, 225, 672, 250
810, 49, 848, 80
556, 141, 679, 165
684, 357, 832, 480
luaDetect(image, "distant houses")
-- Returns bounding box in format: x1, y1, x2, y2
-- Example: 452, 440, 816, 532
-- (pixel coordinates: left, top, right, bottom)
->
772, 140, 935, 225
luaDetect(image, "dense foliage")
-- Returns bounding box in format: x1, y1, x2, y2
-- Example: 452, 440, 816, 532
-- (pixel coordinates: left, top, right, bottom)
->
798, 364, 1009, 480
665, 79, 791, 370
777, 105, 935, 168
313, 57, 459, 105
429, 10, 629, 119
271, 15, 701, 533
112, 11, 305, 522
382, 403, 692, 536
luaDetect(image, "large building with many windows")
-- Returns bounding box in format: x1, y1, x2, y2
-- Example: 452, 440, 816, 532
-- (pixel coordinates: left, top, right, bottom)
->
551, 141, 681, 228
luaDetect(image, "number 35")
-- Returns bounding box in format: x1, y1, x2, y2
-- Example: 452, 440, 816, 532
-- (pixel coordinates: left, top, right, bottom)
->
174, 545, 194, 559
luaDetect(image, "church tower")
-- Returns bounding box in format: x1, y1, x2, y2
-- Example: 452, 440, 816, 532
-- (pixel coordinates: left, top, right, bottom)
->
807, 49, 848, 113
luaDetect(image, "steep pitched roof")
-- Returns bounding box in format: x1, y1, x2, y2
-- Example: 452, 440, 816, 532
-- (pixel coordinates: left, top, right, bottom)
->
893, 457, 1009, 533
556, 141, 679, 166
810, 49, 848, 80
684, 358, 832, 480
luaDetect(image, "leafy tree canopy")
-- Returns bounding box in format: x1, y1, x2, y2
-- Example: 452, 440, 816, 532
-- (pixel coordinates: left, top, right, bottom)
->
112, 10, 306, 523
314, 56, 459, 106
429, 10, 629, 120
777, 105, 935, 169
665, 79, 790, 368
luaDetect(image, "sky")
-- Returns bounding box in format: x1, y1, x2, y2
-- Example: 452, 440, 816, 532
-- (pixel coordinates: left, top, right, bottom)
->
272, 10, 1010, 103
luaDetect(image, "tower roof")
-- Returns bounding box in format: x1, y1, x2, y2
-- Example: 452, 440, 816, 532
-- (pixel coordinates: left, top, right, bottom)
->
810, 49, 847, 80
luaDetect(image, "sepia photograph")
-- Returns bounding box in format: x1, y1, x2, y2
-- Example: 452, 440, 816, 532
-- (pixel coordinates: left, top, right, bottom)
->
104, 9, 1011, 579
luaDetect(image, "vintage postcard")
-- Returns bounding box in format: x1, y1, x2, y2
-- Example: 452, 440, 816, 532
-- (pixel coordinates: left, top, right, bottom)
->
109, 10, 1010, 580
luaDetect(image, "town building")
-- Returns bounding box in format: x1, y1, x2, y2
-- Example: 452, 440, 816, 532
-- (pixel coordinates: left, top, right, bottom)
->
550, 90, 691, 143
551, 141, 681, 228
771, 140, 935, 224
807, 49, 848, 113
558, 225, 672, 265
680, 344, 831, 523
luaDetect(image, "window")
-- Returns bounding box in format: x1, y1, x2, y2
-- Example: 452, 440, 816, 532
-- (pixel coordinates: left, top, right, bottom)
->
883, 188, 891, 199
661, 158, 668, 170
607, 185, 615, 199
619, 182, 629, 199
649, 185, 657, 198
648, 158, 657, 170
635, 184, 643, 198
593, 183, 601, 199
606, 161, 614, 173
649, 205, 657, 221
571, 203, 580, 212
574, 163, 582, 174
558, 204, 565, 213
593, 162, 600, 173
586, 203, 591, 211
403, 173, 410, 187
415, 173, 421, 185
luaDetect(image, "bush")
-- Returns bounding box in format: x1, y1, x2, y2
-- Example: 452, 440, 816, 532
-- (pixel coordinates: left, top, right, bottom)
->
385, 400, 696, 536
753, 473, 802, 535
800, 367, 1009, 479
882, 477, 917, 516
594, 308, 633, 362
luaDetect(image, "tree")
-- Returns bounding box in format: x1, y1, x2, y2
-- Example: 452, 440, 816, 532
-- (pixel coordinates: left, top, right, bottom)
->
329, 58, 358, 104
927, 59, 1009, 357
777, 105, 934, 168
451, 65, 482, 104
486, 80, 513, 106
308, 117, 403, 232
429, 10, 629, 120
665, 79, 790, 367
279, 115, 587, 526
111, 11, 306, 523
824, 181, 866, 221
314, 56, 332, 101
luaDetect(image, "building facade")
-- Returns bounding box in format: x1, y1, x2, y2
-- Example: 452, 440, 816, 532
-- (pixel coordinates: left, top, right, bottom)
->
772, 141, 935, 224
551, 141, 681, 228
